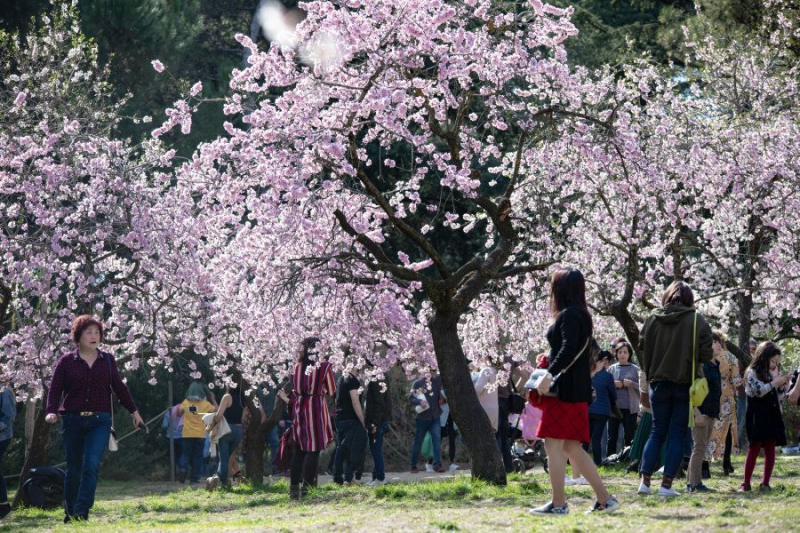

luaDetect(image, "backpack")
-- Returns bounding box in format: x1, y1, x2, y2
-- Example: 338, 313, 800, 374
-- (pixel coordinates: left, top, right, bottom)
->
21, 466, 65, 510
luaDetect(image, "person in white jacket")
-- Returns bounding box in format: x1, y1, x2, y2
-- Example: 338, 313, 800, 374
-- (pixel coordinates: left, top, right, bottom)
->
473, 365, 499, 431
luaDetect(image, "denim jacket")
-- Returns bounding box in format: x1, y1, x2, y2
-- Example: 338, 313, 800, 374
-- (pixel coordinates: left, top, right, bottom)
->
0, 387, 17, 441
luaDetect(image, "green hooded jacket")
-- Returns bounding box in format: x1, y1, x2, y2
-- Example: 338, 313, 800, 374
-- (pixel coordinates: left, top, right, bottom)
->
638, 304, 713, 384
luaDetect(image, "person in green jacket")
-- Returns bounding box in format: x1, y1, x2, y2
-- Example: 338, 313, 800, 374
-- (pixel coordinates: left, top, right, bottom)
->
637, 281, 713, 497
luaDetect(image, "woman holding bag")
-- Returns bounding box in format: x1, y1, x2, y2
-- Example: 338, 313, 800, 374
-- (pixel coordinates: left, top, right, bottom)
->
637, 281, 713, 496
529, 268, 619, 515
45, 315, 144, 523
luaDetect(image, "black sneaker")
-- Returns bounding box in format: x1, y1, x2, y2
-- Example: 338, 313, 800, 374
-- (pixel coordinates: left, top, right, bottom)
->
687, 483, 712, 493
178, 469, 187, 484
530, 501, 569, 515
0, 503, 11, 519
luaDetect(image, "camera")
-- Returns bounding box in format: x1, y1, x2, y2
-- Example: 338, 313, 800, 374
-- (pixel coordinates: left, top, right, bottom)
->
188, 405, 197, 413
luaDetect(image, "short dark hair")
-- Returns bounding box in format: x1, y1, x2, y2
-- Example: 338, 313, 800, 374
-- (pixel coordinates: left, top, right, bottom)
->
712, 330, 726, 344
661, 280, 694, 307
71, 315, 105, 345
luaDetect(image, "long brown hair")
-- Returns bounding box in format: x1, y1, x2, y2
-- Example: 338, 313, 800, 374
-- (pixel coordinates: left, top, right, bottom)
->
549, 267, 592, 334
749, 341, 781, 382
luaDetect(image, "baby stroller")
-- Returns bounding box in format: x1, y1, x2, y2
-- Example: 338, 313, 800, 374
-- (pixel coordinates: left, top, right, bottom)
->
509, 405, 548, 473
510, 436, 548, 473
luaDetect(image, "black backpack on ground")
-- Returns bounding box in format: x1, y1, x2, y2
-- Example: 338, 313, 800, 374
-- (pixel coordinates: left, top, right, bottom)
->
21, 466, 65, 510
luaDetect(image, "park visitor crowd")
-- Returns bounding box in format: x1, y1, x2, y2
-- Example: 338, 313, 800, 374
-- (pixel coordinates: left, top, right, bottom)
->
2, 269, 800, 522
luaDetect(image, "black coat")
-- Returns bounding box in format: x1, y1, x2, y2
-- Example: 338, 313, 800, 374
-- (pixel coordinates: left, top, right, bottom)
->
746, 388, 787, 446
546, 306, 592, 404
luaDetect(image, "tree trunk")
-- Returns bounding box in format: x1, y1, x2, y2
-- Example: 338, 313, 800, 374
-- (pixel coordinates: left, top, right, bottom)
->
736, 291, 754, 367
609, 303, 642, 362
228, 361, 289, 487
13, 400, 51, 508
429, 310, 506, 485
243, 392, 288, 486
243, 412, 267, 486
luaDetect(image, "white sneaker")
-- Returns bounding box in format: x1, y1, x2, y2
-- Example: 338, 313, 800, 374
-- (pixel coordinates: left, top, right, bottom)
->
425, 464, 434, 472
658, 486, 680, 497
449, 463, 459, 471
565, 476, 588, 486
637, 482, 652, 495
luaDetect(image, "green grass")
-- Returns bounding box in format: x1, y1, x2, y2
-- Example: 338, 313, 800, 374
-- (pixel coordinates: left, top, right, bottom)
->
4, 455, 800, 531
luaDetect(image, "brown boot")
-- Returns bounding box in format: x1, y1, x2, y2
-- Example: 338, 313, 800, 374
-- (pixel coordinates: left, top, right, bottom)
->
289, 485, 301, 500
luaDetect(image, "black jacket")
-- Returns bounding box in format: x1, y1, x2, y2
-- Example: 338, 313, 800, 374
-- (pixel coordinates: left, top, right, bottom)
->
698, 360, 722, 419
365, 379, 391, 428
546, 306, 592, 403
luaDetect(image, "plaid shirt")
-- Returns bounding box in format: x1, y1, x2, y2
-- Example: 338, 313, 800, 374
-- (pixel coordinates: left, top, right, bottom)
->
46, 350, 137, 415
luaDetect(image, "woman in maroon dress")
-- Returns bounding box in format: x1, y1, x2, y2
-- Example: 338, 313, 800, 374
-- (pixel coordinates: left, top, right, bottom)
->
530, 268, 619, 516
281, 337, 336, 499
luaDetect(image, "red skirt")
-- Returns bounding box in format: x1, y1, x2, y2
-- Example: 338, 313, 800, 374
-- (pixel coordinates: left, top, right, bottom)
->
534, 395, 590, 444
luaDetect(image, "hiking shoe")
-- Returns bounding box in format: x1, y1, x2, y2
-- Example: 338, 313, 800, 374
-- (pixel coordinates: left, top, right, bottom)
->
658, 486, 680, 497
530, 501, 569, 516
587, 496, 620, 514
758, 483, 771, 491
637, 482, 652, 495
738, 483, 752, 493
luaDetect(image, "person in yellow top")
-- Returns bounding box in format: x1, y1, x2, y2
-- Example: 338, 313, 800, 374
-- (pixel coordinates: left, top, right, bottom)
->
177, 382, 215, 483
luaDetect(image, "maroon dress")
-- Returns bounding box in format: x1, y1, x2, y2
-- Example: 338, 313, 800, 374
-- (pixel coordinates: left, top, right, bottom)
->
290, 361, 336, 452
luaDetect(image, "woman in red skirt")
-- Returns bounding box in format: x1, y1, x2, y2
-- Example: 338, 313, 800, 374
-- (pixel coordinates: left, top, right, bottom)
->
530, 268, 619, 515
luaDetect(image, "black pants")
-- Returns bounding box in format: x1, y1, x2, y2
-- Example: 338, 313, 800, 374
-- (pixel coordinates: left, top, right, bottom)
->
442, 416, 457, 463
497, 397, 512, 472
723, 424, 733, 464
607, 408, 637, 456
290, 449, 320, 487
586, 414, 609, 466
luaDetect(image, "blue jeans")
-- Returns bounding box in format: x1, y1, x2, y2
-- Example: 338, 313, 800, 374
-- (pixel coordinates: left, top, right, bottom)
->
61, 412, 111, 518
736, 395, 747, 447
179, 437, 205, 482
0, 438, 10, 503
369, 421, 389, 481
641, 382, 690, 479
217, 425, 243, 485
410, 417, 441, 467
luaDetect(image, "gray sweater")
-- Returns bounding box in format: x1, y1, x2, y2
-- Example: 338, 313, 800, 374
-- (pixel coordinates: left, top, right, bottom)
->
608, 363, 640, 412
